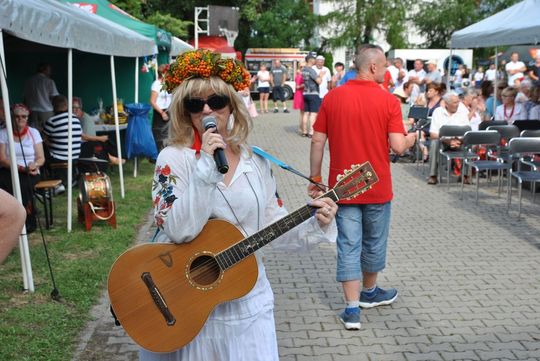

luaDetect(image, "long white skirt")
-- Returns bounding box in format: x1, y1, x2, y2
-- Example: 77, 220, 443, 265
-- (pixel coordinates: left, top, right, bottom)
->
139, 305, 278, 361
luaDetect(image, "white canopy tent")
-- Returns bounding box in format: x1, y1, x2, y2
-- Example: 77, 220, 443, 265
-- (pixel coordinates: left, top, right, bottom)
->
451, 0, 540, 48
0, 0, 154, 292
449, 0, 540, 113
170, 36, 194, 58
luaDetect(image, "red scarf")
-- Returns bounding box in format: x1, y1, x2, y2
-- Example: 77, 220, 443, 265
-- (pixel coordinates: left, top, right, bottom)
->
13, 126, 29, 139
191, 126, 202, 154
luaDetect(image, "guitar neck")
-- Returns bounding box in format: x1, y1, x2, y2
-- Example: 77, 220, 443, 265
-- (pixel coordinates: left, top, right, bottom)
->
215, 189, 339, 270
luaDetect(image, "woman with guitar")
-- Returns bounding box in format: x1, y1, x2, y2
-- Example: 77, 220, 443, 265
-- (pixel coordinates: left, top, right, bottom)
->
139, 50, 338, 361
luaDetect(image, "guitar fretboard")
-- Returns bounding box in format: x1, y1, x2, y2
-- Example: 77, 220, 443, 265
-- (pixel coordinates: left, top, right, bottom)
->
215, 189, 339, 270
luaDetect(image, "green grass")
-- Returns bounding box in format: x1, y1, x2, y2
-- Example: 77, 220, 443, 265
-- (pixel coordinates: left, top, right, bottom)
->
0, 160, 155, 361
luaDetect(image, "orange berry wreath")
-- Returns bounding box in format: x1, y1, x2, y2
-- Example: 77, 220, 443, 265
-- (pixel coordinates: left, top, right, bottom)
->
163, 49, 251, 93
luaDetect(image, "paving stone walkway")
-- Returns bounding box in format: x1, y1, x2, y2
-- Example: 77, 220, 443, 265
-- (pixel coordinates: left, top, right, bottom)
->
73, 109, 540, 361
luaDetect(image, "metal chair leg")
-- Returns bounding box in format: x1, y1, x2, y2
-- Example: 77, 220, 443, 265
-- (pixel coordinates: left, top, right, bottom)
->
518, 179, 523, 219
507, 174, 512, 213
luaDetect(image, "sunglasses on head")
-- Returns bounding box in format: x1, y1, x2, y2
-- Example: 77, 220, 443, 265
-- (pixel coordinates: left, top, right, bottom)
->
184, 94, 230, 113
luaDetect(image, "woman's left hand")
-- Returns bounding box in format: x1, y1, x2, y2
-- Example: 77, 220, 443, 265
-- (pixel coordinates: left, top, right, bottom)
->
310, 197, 337, 227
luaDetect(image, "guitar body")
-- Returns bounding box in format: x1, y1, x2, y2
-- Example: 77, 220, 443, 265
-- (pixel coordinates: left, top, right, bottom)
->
108, 219, 258, 353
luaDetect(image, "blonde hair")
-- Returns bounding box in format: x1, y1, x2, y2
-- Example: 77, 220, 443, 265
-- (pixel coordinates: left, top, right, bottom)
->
167, 76, 252, 154
501, 87, 517, 98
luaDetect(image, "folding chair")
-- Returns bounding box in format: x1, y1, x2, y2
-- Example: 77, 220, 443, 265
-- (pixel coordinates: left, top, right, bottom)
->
520, 129, 540, 137
478, 120, 507, 131
408, 106, 429, 171
507, 137, 540, 217
486, 124, 520, 163
438, 125, 471, 189
461, 130, 512, 204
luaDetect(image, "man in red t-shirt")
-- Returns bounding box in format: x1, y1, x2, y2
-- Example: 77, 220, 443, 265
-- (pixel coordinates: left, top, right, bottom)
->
308, 44, 416, 330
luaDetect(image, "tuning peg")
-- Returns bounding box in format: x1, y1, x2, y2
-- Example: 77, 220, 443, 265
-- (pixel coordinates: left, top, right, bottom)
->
344, 169, 352, 175
365, 171, 372, 177
337, 174, 344, 181
351, 164, 359, 170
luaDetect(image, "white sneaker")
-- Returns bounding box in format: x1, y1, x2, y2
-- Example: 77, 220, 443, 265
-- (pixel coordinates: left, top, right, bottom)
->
54, 184, 66, 196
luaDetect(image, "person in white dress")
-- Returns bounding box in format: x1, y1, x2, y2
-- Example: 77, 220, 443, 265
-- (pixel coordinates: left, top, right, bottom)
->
140, 49, 338, 361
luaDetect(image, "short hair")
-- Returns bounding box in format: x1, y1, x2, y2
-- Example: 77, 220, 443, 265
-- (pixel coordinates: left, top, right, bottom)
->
334, 62, 345, 69
501, 87, 517, 98
354, 44, 384, 72
52, 95, 68, 112
394, 57, 403, 65
37, 62, 51, 73
442, 92, 459, 104
426, 82, 445, 94
72, 96, 83, 108
168, 76, 252, 153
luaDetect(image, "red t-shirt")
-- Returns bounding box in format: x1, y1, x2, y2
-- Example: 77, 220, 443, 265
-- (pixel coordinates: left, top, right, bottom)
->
313, 80, 406, 204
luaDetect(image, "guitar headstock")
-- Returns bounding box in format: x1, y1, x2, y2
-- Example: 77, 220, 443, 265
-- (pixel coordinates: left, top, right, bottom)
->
333, 162, 379, 200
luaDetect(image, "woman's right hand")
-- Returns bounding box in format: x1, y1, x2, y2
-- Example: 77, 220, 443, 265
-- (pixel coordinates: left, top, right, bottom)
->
162, 111, 169, 121
201, 128, 226, 155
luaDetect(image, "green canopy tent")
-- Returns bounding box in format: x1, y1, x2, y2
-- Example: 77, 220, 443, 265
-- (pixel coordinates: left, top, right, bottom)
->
63, 0, 172, 104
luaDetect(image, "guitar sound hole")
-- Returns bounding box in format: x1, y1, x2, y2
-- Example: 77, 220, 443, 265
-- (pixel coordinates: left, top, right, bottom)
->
189, 255, 220, 286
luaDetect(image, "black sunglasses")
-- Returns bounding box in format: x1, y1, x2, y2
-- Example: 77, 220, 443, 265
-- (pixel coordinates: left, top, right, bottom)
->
184, 94, 230, 113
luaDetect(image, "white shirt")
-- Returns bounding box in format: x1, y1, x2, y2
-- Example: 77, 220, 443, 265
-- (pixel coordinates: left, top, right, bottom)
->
473, 72, 484, 82
388, 65, 399, 84
494, 103, 526, 124
430, 105, 470, 136
256, 70, 270, 88
149, 145, 333, 360
312, 65, 332, 98
151, 80, 172, 110
529, 105, 540, 120
485, 68, 497, 81
395, 67, 408, 88
0, 127, 42, 166
407, 69, 426, 83
505, 61, 526, 86
23, 73, 59, 112
454, 69, 463, 83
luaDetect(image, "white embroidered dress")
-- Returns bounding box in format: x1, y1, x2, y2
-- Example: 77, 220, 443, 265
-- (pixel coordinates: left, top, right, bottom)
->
141, 144, 330, 361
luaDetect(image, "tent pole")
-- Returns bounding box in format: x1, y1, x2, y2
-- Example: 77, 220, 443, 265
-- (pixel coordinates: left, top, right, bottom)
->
494, 47, 498, 117
447, 42, 453, 93
111, 56, 125, 198
134, 57, 139, 178
67, 49, 73, 232
0, 29, 34, 291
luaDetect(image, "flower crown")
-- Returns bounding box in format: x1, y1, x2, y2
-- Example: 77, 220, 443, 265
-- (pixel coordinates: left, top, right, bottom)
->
163, 49, 251, 93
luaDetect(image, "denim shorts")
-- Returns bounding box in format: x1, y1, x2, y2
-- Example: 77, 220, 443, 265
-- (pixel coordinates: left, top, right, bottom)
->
303, 94, 321, 113
335, 202, 391, 282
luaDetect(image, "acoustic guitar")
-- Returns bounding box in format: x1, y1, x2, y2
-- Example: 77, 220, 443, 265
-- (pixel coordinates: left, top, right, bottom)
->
108, 162, 378, 352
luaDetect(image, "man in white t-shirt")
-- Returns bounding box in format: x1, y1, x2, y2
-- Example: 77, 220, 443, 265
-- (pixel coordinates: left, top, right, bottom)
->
312, 56, 332, 98
484, 63, 497, 82
505, 52, 527, 87
407, 59, 426, 85
427, 93, 470, 185
392, 58, 408, 89
23, 63, 59, 130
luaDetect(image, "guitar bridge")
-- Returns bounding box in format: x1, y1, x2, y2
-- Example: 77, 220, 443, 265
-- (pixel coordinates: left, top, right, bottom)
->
141, 272, 176, 326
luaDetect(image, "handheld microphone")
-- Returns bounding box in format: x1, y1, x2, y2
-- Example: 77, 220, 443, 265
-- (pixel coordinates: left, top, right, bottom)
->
202, 116, 229, 174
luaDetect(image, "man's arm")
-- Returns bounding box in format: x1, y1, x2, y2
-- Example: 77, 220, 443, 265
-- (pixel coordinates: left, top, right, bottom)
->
308, 131, 327, 198
389, 132, 417, 155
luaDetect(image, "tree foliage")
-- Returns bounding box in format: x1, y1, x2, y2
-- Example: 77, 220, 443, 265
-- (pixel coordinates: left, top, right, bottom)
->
247, 0, 316, 48
110, 0, 191, 37
318, 0, 411, 51
413, 0, 521, 48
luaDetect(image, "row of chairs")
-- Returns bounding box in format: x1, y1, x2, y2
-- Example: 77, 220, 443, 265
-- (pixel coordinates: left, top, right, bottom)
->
437, 125, 540, 217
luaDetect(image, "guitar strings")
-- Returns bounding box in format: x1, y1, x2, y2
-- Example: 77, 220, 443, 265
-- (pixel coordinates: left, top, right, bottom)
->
188, 205, 315, 278
188, 170, 369, 277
